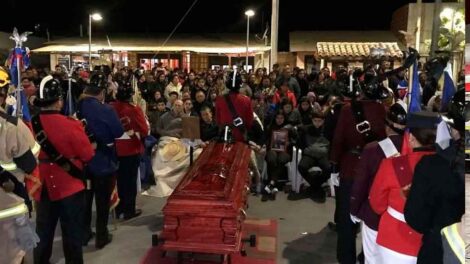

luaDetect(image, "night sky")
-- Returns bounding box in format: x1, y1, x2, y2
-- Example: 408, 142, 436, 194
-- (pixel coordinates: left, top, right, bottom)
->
2, 0, 445, 50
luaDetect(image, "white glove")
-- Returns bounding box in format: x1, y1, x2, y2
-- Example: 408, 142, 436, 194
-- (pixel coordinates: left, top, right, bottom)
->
330, 173, 340, 187
15, 215, 40, 251
328, 172, 340, 197
350, 214, 361, 224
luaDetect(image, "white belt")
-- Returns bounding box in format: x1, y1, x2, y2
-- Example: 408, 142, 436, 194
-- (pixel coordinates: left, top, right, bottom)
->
387, 206, 406, 223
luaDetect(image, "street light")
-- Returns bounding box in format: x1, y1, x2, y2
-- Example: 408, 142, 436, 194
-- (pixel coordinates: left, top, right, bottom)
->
89, 12, 102, 70
245, 9, 255, 72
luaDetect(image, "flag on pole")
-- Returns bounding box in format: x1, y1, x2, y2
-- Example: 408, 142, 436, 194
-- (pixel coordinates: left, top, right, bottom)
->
7, 48, 32, 122
402, 61, 421, 155
440, 62, 456, 112
408, 62, 421, 114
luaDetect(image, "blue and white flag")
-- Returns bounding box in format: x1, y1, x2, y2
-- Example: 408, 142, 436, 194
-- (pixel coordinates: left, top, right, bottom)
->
440, 62, 456, 112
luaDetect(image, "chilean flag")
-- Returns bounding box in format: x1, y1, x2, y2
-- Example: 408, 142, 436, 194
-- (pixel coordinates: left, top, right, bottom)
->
440, 62, 456, 112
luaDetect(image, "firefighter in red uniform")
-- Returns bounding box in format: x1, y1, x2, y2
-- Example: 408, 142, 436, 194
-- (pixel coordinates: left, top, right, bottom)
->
32, 75, 94, 264
330, 67, 388, 264
215, 69, 253, 142
111, 80, 149, 220
369, 111, 440, 263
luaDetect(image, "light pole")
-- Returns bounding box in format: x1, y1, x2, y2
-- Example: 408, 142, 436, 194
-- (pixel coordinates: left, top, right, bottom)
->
89, 13, 102, 70
245, 9, 255, 72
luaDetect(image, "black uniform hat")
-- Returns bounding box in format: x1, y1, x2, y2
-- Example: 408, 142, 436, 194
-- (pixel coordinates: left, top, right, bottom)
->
116, 79, 134, 101
425, 56, 448, 81
226, 69, 242, 91
387, 103, 407, 125
445, 88, 465, 133
85, 71, 108, 95
362, 67, 389, 100
407, 111, 441, 129
34, 75, 63, 107
335, 68, 357, 98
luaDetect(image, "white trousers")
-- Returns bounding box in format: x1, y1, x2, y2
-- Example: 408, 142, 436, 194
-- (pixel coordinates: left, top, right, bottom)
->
377, 244, 417, 264
0, 219, 25, 264
362, 223, 380, 264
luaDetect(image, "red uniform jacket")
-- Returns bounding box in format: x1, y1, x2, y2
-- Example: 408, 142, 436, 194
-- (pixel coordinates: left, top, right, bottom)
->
35, 111, 94, 201
272, 89, 297, 107
111, 101, 149, 157
350, 135, 403, 230
330, 100, 386, 179
215, 92, 253, 142
370, 150, 434, 256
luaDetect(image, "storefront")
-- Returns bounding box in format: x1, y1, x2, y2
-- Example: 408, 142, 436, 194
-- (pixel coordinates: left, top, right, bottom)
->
32, 34, 271, 73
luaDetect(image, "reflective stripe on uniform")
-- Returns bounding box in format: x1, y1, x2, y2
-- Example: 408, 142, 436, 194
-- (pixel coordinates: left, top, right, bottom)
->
31, 141, 41, 155
0, 162, 17, 171
0, 203, 28, 220
442, 223, 465, 264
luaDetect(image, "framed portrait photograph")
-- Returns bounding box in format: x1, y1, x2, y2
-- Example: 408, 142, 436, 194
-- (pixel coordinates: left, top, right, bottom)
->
271, 130, 288, 152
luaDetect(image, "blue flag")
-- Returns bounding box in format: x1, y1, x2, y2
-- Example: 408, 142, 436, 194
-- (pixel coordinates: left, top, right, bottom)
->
440, 62, 455, 112
408, 62, 421, 113
8, 47, 31, 122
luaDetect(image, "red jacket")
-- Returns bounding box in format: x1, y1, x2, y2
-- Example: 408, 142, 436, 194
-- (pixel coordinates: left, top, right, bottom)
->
34, 111, 94, 201
329, 100, 386, 179
370, 150, 434, 256
272, 89, 297, 107
215, 92, 253, 142
111, 101, 149, 156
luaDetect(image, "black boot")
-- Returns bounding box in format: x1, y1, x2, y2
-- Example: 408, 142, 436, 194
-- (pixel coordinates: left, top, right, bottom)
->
96, 233, 113, 249
82, 231, 95, 246
311, 187, 326, 203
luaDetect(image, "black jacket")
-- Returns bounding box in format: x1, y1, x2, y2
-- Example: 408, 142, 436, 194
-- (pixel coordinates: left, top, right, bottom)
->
404, 142, 465, 264
200, 120, 219, 142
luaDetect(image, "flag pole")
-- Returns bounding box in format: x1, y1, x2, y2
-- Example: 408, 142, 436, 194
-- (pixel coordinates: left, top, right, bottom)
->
15, 47, 22, 118
407, 62, 414, 109
9, 28, 32, 119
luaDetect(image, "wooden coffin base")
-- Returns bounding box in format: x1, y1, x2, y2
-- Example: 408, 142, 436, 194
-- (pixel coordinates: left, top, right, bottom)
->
152, 233, 256, 264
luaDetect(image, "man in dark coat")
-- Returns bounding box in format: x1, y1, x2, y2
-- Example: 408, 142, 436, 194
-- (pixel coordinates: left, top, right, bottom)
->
199, 105, 219, 142
404, 89, 465, 264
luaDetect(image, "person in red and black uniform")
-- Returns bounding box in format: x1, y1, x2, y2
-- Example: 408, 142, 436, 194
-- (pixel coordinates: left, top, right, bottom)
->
215, 70, 253, 143
370, 111, 440, 263
32, 76, 94, 264
111, 80, 149, 220
350, 103, 407, 263
330, 67, 387, 264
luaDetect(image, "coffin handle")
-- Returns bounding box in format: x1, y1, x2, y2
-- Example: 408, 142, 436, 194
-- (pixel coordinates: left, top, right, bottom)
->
240, 208, 247, 217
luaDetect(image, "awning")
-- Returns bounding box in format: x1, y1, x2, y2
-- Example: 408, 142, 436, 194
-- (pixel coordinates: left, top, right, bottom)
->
316, 42, 403, 59
32, 45, 271, 54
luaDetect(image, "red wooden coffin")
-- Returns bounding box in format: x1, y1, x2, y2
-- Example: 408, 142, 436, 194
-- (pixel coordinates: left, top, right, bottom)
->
161, 142, 251, 255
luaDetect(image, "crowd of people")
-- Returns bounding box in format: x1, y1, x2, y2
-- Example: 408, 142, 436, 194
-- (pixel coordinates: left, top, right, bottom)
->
0, 45, 466, 264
